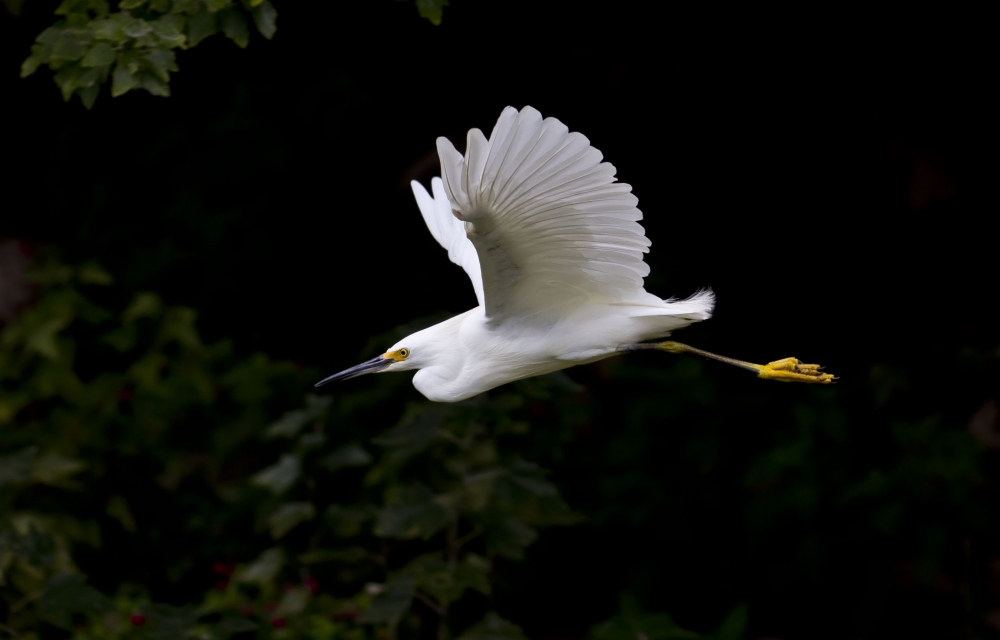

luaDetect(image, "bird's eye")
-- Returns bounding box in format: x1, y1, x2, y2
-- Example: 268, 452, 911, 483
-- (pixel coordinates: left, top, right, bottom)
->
399, 348, 410, 358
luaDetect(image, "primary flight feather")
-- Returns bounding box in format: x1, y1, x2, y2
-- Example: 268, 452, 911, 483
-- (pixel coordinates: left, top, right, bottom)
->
316, 106, 833, 401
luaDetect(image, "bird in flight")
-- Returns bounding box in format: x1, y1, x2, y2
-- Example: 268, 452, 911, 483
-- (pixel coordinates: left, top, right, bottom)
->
317, 106, 833, 402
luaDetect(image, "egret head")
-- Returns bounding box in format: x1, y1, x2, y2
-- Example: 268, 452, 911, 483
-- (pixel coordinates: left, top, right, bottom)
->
313, 313, 466, 394
313, 344, 418, 387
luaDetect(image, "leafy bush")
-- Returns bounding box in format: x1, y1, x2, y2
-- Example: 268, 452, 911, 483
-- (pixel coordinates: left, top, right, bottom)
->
15, 0, 450, 108
3, 253, 999, 639
20, 0, 278, 108
0, 254, 581, 638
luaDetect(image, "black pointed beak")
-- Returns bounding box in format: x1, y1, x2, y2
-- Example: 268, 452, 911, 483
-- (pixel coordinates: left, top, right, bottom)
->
314, 354, 392, 387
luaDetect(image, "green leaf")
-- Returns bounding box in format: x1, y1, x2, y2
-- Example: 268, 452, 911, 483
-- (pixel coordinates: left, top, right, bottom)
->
54, 0, 80, 14
24, 316, 69, 360
118, 0, 147, 8
39, 573, 113, 631
0, 395, 28, 425
159, 307, 200, 347
710, 604, 748, 640
151, 15, 186, 47
52, 29, 89, 61
0, 523, 56, 584
81, 42, 115, 67
357, 576, 414, 626
403, 552, 491, 605
276, 585, 312, 617
123, 16, 153, 39
0, 447, 36, 487
506, 459, 558, 496
187, 9, 218, 46
101, 324, 139, 353
26, 260, 73, 285
251, 453, 301, 495
375, 484, 451, 540
458, 612, 528, 640
77, 261, 113, 284
123, 291, 163, 323
267, 502, 316, 539
221, 9, 249, 48
266, 409, 310, 437
298, 546, 369, 565
483, 518, 537, 560
32, 451, 86, 486
206, 0, 231, 10
36, 25, 63, 46
372, 405, 447, 462
461, 468, 504, 511
322, 443, 373, 472
208, 614, 259, 640
235, 547, 284, 585
106, 495, 136, 531
111, 64, 139, 96
326, 504, 376, 538
251, 0, 276, 39
266, 394, 330, 437
21, 53, 43, 77
91, 15, 126, 41
220, 352, 277, 405
145, 47, 177, 82
414, 0, 448, 25
138, 603, 200, 638
140, 73, 171, 97
54, 65, 82, 102
591, 596, 699, 640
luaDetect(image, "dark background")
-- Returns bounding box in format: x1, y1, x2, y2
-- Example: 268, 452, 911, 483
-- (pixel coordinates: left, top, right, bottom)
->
3, 3, 998, 639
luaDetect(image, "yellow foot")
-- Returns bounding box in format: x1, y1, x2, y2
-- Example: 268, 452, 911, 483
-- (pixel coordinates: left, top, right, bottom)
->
757, 357, 836, 384
631, 342, 838, 385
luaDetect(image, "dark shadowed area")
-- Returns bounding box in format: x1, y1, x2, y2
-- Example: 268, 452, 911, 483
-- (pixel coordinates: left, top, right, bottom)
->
2, 3, 998, 640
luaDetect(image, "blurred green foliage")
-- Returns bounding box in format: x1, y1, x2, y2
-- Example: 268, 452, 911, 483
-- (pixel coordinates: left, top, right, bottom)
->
408, 0, 448, 25
2, 253, 999, 638
0, 254, 584, 638
591, 597, 746, 640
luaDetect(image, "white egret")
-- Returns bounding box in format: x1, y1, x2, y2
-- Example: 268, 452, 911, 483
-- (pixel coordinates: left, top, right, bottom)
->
317, 106, 833, 402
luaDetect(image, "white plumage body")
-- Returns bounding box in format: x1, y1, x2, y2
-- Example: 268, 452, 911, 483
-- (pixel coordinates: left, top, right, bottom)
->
407, 296, 712, 402
320, 106, 715, 402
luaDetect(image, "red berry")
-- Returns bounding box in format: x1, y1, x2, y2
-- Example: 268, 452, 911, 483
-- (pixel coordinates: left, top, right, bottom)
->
130, 614, 146, 626
214, 579, 229, 591
212, 561, 234, 576
271, 618, 286, 628
305, 577, 319, 594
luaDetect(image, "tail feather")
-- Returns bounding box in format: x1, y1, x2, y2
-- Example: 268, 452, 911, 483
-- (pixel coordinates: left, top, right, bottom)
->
625, 288, 715, 321
664, 287, 715, 321
628, 289, 714, 340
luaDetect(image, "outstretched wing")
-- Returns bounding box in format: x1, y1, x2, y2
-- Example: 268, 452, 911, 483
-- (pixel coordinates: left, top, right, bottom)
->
411, 177, 485, 306
436, 106, 655, 320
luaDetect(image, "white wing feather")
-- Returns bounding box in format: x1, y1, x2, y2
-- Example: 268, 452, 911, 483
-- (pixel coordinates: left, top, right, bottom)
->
437, 106, 671, 319
411, 178, 485, 306
414, 105, 713, 324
